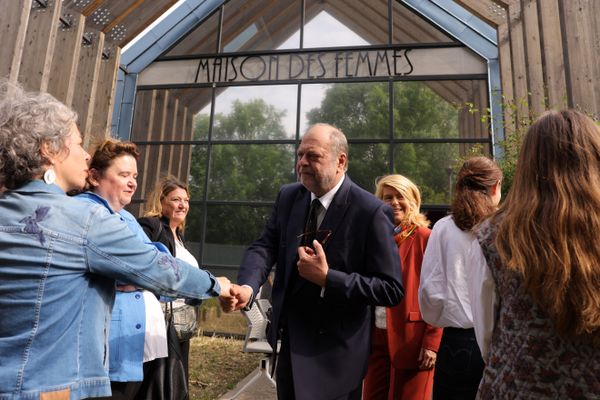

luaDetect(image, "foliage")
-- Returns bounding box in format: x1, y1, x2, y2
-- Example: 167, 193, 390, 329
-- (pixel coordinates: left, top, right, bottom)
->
187, 100, 295, 247
307, 82, 463, 203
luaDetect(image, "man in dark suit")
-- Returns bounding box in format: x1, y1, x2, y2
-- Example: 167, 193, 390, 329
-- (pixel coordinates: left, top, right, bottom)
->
223, 123, 404, 399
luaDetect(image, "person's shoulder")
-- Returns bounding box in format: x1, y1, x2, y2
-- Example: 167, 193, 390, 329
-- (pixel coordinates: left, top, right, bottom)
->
280, 182, 304, 193
118, 208, 137, 222
414, 225, 432, 238
137, 215, 160, 228
347, 179, 384, 209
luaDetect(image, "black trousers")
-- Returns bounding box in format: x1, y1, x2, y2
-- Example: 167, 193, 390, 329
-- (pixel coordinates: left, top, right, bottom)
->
275, 329, 362, 400
432, 327, 484, 400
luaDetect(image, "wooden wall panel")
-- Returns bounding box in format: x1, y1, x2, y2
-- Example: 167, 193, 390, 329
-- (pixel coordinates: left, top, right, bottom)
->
73, 30, 105, 147
48, 13, 85, 106
507, 1, 529, 120
561, 0, 597, 113
179, 110, 194, 183
175, 106, 188, 180
0, 0, 31, 83
132, 90, 157, 215
522, 0, 544, 116
91, 46, 121, 137
18, 0, 62, 91
159, 95, 178, 177
166, 98, 180, 176
175, 106, 194, 180
538, 0, 566, 109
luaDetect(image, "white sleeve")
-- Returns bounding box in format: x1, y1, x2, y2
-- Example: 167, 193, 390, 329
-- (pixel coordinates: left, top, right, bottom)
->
468, 239, 497, 363
418, 226, 447, 326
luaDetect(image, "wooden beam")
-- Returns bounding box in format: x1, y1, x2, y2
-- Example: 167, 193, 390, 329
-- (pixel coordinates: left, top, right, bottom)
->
166, 98, 180, 175
180, 109, 194, 183
560, 0, 597, 112
48, 12, 85, 106
102, 0, 145, 34
159, 95, 178, 177
538, 0, 566, 109
497, 20, 515, 131
175, 105, 188, 179
0, 0, 31, 83
91, 45, 121, 137
18, 0, 62, 91
131, 90, 157, 212
454, 0, 505, 27
507, 1, 530, 122
72, 29, 105, 147
522, 0, 545, 117
153, 90, 170, 183
82, 0, 106, 17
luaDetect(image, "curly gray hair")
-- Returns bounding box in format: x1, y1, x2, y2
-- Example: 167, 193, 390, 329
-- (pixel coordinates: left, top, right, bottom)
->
0, 81, 77, 190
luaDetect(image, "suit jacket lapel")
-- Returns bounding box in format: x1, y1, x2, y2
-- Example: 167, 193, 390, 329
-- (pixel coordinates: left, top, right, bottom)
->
284, 188, 311, 288
319, 176, 352, 251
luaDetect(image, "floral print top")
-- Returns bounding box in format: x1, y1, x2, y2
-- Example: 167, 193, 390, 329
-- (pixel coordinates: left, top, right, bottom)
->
475, 217, 600, 400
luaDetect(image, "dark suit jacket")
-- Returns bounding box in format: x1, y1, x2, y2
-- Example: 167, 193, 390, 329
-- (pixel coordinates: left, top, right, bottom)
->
237, 176, 404, 399
138, 216, 181, 256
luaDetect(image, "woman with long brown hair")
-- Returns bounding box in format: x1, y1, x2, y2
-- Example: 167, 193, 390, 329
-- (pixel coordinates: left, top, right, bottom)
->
419, 156, 502, 399
470, 110, 600, 398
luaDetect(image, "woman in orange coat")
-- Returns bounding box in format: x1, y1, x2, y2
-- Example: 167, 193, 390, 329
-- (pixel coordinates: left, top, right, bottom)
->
364, 174, 443, 400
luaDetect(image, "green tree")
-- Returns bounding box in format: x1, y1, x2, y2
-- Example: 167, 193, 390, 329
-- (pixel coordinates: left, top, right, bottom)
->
187, 99, 295, 247
307, 82, 465, 203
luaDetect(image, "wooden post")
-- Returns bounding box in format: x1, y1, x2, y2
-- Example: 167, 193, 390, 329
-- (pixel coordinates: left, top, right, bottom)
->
522, 0, 545, 117
18, 0, 61, 91
73, 29, 105, 147
132, 90, 157, 216
91, 45, 121, 137
48, 12, 85, 106
538, 0, 566, 109
0, 0, 31, 83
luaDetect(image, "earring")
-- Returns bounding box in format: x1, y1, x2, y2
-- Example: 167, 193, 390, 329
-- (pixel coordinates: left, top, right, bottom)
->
43, 168, 56, 185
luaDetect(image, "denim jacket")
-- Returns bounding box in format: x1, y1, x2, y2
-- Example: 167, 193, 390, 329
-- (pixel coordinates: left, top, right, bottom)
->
0, 181, 220, 400
76, 192, 157, 382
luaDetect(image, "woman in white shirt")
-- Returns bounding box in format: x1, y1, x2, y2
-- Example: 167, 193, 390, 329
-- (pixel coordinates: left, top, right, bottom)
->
418, 156, 502, 400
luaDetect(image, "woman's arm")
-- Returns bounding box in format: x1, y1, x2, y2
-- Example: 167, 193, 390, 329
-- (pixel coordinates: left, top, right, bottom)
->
468, 238, 497, 363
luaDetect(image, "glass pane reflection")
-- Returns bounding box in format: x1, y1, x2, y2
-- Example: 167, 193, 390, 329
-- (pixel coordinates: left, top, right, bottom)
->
208, 144, 296, 201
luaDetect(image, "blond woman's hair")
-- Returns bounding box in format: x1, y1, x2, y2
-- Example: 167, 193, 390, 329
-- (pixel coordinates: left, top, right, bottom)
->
375, 174, 429, 228
495, 109, 600, 343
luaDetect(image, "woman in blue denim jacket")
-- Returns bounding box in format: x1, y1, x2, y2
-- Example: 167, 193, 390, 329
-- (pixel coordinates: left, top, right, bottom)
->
0, 83, 231, 400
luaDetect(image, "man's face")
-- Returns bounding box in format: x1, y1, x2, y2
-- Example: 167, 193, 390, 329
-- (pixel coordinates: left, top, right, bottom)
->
296, 127, 346, 196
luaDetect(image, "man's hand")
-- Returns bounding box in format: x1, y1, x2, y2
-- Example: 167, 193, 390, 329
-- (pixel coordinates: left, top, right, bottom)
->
418, 347, 437, 370
297, 239, 329, 287
220, 284, 253, 313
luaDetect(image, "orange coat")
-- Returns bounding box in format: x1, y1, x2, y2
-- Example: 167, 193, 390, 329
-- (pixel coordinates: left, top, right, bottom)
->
386, 226, 443, 370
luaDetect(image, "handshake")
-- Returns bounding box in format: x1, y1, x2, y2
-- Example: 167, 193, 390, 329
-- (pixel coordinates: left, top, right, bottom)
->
216, 277, 254, 313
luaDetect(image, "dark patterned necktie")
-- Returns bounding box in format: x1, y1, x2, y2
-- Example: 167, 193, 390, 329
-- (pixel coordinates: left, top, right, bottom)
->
302, 198, 322, 246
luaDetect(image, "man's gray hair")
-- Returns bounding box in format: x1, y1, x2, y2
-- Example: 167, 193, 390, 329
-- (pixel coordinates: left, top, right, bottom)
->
0, 80, 78, 190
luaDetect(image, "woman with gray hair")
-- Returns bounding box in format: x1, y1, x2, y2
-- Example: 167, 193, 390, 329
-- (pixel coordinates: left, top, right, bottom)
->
0, 82, 231, 400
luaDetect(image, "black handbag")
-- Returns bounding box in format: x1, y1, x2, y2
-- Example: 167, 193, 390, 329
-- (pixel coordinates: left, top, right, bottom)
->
137, 304, 189, 400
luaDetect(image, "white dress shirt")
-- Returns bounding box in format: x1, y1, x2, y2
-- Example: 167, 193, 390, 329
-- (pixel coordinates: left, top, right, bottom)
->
418, 215, 476, 328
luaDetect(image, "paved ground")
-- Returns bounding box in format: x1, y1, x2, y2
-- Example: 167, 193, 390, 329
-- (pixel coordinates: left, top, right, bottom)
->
218, 359, 277, 400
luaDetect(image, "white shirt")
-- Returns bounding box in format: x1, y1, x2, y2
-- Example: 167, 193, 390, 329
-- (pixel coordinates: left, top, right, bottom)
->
418, 215, 476, 328
467, 238, 497, 362
142, 291, 168, 362
310, 174, 345, 228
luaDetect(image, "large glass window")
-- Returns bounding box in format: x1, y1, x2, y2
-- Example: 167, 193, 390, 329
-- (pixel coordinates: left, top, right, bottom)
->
132, 0, 492, 279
